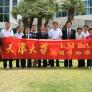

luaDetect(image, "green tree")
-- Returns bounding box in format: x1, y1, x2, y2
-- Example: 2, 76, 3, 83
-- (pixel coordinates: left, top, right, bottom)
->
12, 0, 59, 31
61, 0, 85, 28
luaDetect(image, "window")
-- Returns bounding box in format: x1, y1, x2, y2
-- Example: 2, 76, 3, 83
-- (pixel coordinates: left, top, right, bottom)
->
4, 7, 9, 13
62, 11, 67, 17
0, 7, 3, 13
13, 0, 17, 6
88, 0, 92, 6
0, 0, 9, 22
4, 14, 9, 22
0, 14, 3, 21
56, 12, 62, 18
90, 8, 92, 14
12, 0, 17, 19
0, 0, 4, 6
5, 0, 9, 6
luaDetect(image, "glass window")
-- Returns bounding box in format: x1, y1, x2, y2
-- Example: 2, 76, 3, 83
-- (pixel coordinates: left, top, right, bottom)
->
62, 11, 67, 17
13, 0, 17, 6
88, 0, 92, 6
4, 14, 9, 22
0, 0, 4, 6
90, 8, 92, 14
4, 7, 9, 13
0, 7, 3, 13
56, 12, 62, 18
0, 14, 3, 22
86, 8, 90, 14
5, 0, 9, 6
84, 1, 87, 5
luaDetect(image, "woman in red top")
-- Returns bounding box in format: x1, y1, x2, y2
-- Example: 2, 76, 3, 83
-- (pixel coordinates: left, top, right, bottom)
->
86, 28, 92, 69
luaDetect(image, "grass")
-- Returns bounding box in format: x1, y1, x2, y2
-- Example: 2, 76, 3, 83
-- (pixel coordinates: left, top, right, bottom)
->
0, 60, 92, 92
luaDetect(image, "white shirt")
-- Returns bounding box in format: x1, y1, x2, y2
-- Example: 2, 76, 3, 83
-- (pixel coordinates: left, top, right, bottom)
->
48, 28, 62, 40
82, 31, 89, 39
1, 29, 13, 37
15, 32, 23, 39
26, 34, 30, 39
67, 28, 71, 35
76, 33, 84, 39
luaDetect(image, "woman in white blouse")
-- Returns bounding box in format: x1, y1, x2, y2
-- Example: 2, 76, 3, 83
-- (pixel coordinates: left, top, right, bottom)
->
76, 27, 85, 67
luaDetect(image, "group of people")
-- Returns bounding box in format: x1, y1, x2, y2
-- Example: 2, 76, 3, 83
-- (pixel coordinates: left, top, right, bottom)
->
0, 21, 92, 69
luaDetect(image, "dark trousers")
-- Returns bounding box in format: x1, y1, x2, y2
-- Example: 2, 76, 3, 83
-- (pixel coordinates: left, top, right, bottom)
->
3, 59, 12, 68
78, 60, 85, 67
38, 60, 41, 67
21, 59, 26, 68
87, 60, 90, 67
27, 59, 32, 68
64, 60, 72, 67
49, 60, 54, 67
16, 59, 20, 68
87, 60, 92, 67
43, 59, 47, 67
56, 60, 59, 67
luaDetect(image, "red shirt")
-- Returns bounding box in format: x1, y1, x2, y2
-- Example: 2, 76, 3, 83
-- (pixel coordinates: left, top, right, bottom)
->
86, 35, 92, 39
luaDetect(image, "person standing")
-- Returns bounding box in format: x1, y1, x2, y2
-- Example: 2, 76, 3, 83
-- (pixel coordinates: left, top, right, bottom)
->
30, 25, 37, 67
48, 22, 62, 67
36, 25, 48, 67
82, 25, 89, 67
21, 28, 32, 68
0, 22, 14, 68
82, 25, 89, 39
62, 21, 76, 67
15, 26, 23, 68
76, 27, 85, 67
86, 28, 92, 69
30, 25, 37, 39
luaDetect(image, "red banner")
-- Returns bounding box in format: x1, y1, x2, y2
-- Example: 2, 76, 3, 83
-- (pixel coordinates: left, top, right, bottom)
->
1, 37, 92, 59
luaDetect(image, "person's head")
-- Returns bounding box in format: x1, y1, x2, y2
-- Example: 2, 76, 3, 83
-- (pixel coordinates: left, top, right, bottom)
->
16, 26, 23, 33
31, 25, 36, 32
83, 25, 89, 32
77, 27, 82, 34
66, 21, 72, 28
5, 22, 11, 30
53, 22, 58, 29
40, 25, 46, 32
88, 28, 92, 36
24, 28, 30, 34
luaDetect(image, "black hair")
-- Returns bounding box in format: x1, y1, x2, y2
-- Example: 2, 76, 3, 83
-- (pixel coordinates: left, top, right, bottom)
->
77, 27, 82, 32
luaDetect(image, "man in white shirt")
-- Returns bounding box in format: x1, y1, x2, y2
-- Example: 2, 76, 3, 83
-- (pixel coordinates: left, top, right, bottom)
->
0, 22, 14, 68
1, 23, 13, 37
48, 22, 62, 67
82, 25, 89, 39
48, 25, 62, 40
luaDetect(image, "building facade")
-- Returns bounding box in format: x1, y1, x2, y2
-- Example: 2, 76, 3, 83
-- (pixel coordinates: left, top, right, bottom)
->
55, 0, 92, 28
0, 0, 92, 28
0, 0, 19, 28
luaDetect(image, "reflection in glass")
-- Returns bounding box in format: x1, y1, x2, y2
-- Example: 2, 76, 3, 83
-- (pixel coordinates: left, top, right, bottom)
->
0, 14, 3, 22
0, 0, 4, 6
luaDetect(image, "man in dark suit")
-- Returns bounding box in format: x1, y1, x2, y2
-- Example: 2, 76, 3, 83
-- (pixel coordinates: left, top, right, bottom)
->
36, 25, 48, 67
62, 21, 76, 67
21, 28, 32, 68
30, 25, 38, 67
15, 26, 23, 68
